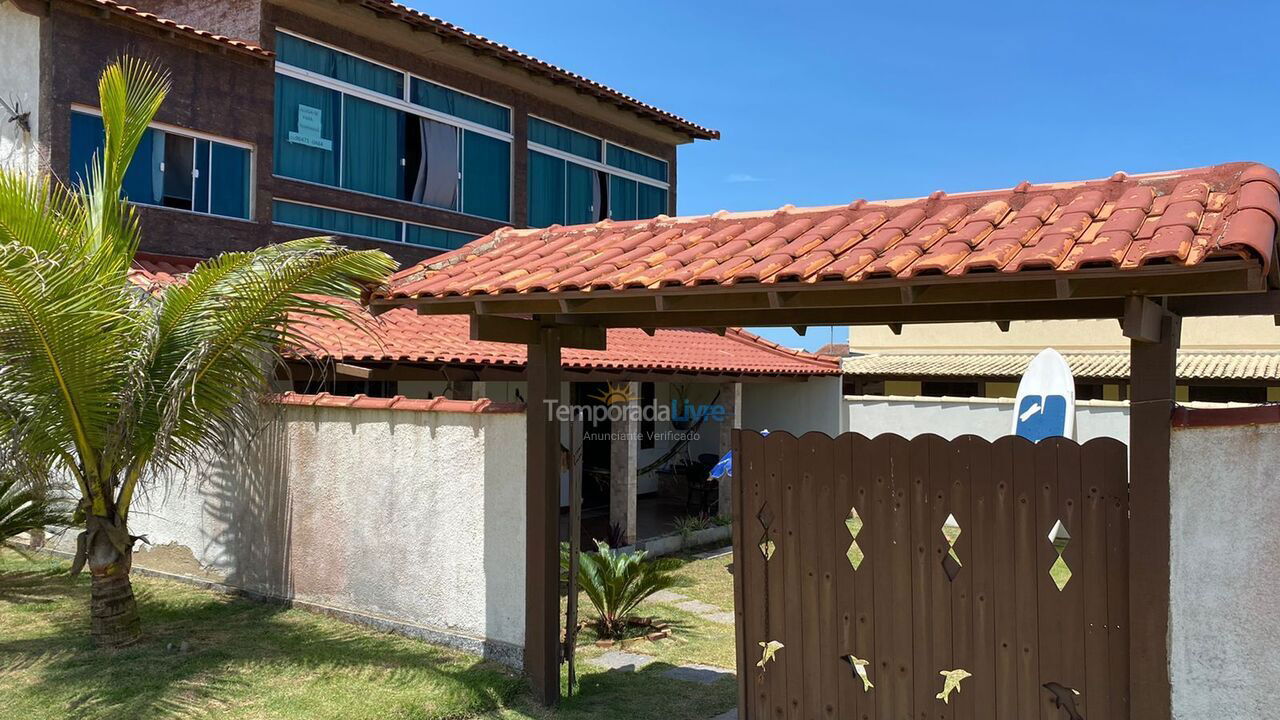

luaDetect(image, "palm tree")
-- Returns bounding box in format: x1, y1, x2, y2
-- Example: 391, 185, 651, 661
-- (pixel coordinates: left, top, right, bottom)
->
0, 58, 395, 648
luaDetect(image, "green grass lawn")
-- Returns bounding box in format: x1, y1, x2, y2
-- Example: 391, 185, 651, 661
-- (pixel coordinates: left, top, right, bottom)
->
0, 547, 737, 720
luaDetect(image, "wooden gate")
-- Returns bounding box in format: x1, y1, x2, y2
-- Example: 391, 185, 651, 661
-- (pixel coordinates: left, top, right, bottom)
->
730, 431, 1130, 720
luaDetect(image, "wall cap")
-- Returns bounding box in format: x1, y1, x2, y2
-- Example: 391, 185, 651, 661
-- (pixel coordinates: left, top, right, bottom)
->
272, 392, 525, 414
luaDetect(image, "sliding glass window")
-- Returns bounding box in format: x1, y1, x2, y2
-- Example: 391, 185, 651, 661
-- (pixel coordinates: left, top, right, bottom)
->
273, 30, 512, 222
274, 199, 478, 251
526, 116, 667, 226
69, 110, 252, 220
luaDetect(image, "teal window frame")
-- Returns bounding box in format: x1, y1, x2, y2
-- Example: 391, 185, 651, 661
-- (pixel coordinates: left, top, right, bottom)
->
275, 30, 403, 98
273, 30, 514, 223
69, 109, 253, 220
526, 117, 669, 225
273, 199, 479, 251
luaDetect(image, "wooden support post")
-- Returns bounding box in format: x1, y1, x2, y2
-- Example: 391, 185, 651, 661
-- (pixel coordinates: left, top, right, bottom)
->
1129, 310, 1179, 720
610, 382, 640, 546
565, 414, 584, 695
525, 322, 561, 707
717, 382, 742, 518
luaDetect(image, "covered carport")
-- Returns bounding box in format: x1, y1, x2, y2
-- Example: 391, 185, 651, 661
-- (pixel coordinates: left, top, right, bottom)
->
371, 161, 1280, 719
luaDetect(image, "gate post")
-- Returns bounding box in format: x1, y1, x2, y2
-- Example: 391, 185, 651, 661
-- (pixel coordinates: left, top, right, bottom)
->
525, 323, 562, 706
1127, 306, 1178, 720
729, 428, 749, 718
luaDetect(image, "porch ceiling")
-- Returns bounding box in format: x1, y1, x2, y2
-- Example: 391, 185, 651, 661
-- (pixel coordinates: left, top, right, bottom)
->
375, 162, 1280, 328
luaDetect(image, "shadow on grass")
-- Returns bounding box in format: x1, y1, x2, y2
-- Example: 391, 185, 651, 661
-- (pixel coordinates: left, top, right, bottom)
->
553, 660, 736, 720
0, 563, 522, 720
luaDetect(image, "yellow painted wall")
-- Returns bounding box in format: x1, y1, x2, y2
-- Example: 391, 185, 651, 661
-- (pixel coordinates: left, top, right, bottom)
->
884, 380, 922, 396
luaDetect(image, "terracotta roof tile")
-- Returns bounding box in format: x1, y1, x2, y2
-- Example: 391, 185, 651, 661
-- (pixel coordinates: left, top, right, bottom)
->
385, 162, 1280, 301
842, 351, 1280, 382
274, 392, 524, 414
128, 255, 837, 377
69, 0, 273, 58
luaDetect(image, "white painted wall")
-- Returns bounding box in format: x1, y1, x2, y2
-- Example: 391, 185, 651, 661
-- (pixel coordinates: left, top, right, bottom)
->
124, 403, 527, 664
844, 394, 1131, 442
0, 3, 41, 173
741, 375, 845, 436
1169, 422, 1280, 720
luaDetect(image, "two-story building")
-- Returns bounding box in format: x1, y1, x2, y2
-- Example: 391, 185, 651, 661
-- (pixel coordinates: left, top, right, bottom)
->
1, 0, 717, 264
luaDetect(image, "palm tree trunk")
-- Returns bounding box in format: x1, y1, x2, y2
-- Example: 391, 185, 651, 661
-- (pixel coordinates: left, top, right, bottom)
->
86, 525, 141, 648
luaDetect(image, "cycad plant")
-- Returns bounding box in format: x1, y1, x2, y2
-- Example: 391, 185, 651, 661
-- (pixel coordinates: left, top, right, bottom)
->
0, 58, 394, 647
0, 476, 68, 545
563, 540, 682, 638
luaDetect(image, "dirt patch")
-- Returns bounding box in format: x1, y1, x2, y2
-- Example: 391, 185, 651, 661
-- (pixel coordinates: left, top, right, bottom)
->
133, 542, 227, 583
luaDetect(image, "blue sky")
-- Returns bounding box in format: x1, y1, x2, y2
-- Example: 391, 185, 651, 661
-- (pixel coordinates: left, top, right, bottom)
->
414, 0, 1279, 351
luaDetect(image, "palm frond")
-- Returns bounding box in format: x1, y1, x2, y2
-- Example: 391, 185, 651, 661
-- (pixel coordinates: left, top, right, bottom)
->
119, 238, 394, 513
0, 474, 70, 544
81, 57, 170, 277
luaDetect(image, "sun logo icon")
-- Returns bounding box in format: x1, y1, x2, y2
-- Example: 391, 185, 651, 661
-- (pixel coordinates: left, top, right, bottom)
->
591, 382, 635, 405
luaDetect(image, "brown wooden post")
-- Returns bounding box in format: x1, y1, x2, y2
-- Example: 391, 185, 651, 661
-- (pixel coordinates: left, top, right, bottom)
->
565, 414, 583, 695
1127, 308, 1178, 720
526, 322, 562, 706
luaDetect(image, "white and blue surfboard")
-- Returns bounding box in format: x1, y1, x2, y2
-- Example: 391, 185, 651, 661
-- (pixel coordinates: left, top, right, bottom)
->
1011, 348, 1075, 441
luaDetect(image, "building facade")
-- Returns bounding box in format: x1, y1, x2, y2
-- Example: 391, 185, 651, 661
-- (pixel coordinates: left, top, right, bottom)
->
845, 317, 1280, 403
3, 0, 716, 264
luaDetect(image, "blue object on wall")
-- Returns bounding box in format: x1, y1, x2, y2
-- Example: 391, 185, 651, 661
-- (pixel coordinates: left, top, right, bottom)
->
1015, 394, 1069, 442
709, 451, 732, 480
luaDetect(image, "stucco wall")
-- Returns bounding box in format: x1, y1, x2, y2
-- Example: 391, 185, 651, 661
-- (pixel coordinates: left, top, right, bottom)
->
1169, 422, 1280, 719
0, 2, 41, 173
125, 402, 527, 664
844, 394, 1132, 442
740, 375, 845, 436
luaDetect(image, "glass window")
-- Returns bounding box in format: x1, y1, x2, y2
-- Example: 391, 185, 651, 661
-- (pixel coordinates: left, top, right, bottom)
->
637, 182, 667, 219
210, 142, 252, 219
411, 77, 509, 132
528, 117, 600, 161
606, 144, 667, 182
526, 150, 564, 228
274, 75, 341, 186
341, 94, 403, 199
404, 223, 477, 250
566, 162, 602, 225
69, 110, 251, 219
609, 175, 637, 221
276, 31, 403, 98
462, 130, 509, 222
273, 200, 400, 243
404, 115, 459, 210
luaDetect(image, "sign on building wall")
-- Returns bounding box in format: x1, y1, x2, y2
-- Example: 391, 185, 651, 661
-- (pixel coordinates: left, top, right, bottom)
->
288, 105, 332, 151
1012, 347, 1076, 441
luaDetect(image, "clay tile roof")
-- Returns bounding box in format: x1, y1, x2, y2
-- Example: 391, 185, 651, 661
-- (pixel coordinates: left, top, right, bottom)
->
69, 0, 273, 58
841, 351, 1280, 382
289, 306, 839, 376
127, 255, 837, 377
353, 0, 717, 141
384, 162, 1280, 300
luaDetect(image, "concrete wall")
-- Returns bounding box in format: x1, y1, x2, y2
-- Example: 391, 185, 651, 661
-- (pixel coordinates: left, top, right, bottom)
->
740, 375, 846, 436
124, 402, 527, 664
1169, 420, 1280, 719
844, 394, 1132, 442
0, 2, 41, 173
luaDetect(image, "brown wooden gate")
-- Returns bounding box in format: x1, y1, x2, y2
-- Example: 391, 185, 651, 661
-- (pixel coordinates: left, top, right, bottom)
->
730, 431, 1130, 720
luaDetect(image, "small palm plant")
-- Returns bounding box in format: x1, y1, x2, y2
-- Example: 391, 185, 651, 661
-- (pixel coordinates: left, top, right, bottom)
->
563, 540, 682, 638
0, 476, 68, 546
0, 58, 395, 648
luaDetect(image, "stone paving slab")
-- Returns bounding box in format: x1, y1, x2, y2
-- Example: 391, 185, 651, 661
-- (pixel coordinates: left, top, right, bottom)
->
694, 546, 733, 560
708, 709, 738, 720
674, 599, 722, 614
703, 611, 736, 625
663, 664, 735, 685
645, 589, 689, 604
586, 650, 655, 672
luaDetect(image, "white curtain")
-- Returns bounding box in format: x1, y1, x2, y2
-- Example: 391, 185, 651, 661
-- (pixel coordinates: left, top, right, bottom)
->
412, 117, 459, 209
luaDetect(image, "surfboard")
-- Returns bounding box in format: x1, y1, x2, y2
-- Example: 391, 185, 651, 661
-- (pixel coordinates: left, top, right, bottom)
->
1011, 347, 1076, 441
